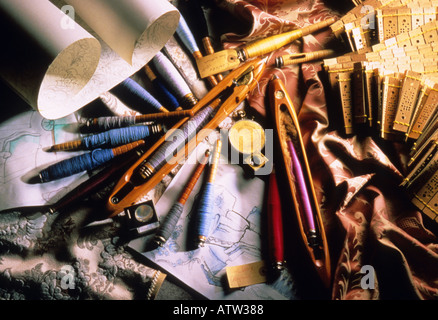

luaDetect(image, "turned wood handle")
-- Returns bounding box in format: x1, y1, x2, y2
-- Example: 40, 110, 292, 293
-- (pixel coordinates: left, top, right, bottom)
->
277, 49, 335, 67
242, 17, 337, 59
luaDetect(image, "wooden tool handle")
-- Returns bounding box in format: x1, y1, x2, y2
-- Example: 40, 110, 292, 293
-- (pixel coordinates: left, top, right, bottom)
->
242, 17, 336, 59
112, 140, 145, 157
300, 17, 337, 38
135, 110, 194, 123
277, 49, 335, 67
179, 150, 210, 205
50, 139, 82, 152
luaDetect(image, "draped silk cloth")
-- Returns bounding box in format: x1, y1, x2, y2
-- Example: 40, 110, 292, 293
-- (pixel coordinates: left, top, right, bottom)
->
215, 0, 438, 300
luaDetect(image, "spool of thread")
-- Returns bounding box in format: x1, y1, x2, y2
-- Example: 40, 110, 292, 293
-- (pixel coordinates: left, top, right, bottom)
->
39, 140, 145, 183
47, 124, 164, 152
80, 110, 194, 132
287, 140, 318, 247
176, 15, 202, 58
196, 139, 222, 247
153, 149, 210, 246
144, 64, 181, 111
110, 78, 169, 113
134, 102, 218, 182
267, 170, 285, 269
80, 115, 139, 133
152, 51, 198, 109
46, 145, 145, 214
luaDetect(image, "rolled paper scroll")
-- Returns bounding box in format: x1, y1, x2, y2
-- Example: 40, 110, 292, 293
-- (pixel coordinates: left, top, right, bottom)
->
0, 0, 180, 119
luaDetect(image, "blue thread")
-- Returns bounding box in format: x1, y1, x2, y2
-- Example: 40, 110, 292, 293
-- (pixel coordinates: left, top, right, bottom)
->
110, 78, 163, 113
196, 182, 214, 240
94, 115, 137, 131
152, 77, 180, 111
82, 125, 152, 149
155, 202, 184, 244
146, 105, 214, 172
176, 15, 200, 54
152, 51, 192, 102
40, 148, 114, 182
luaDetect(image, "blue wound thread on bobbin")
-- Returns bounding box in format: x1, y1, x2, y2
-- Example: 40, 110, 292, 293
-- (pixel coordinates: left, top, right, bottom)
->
146, 105, 214, 173
82, 125, 153, 150
196, 182, 214, 244
92, 115, 138, 132
153, 78, 180, 111
155, 202, 184, 244
152, 52, 192, 104
176, 15, 200, 55
110, 78, 164, 113
40, 148, 114, 182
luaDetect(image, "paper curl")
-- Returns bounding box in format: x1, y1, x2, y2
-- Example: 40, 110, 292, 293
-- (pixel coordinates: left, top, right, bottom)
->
0, 0, 180, 120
